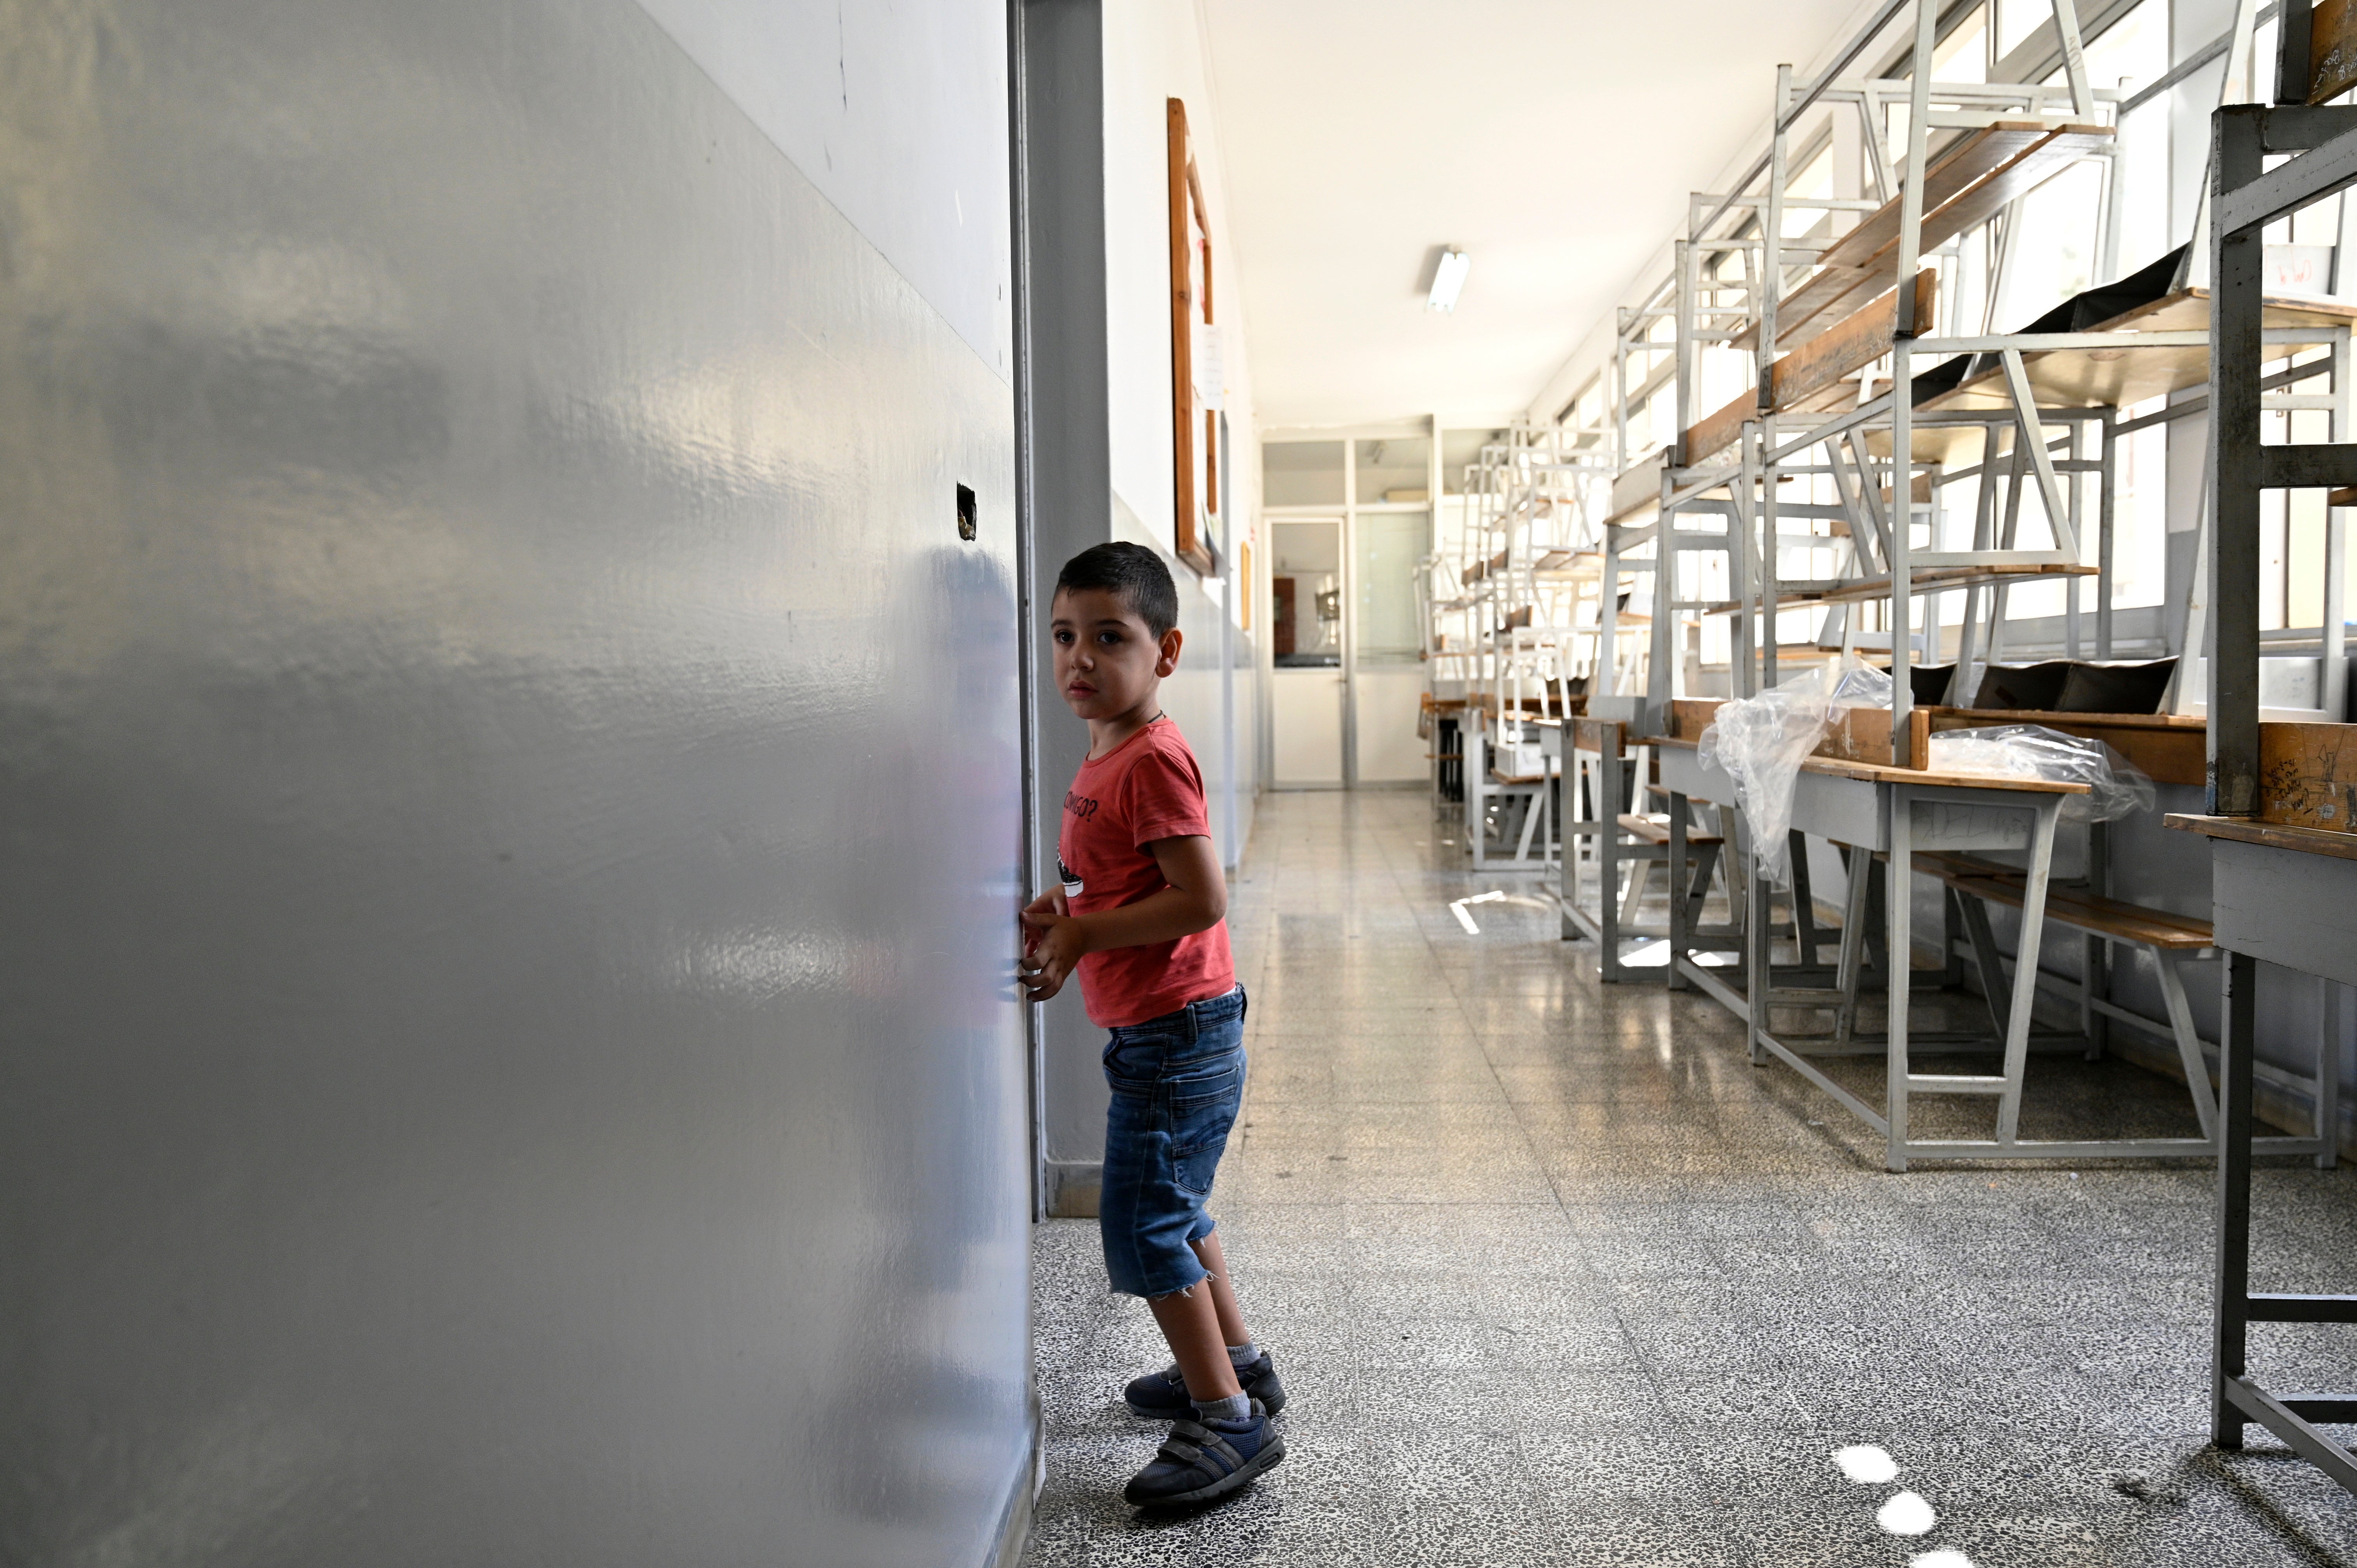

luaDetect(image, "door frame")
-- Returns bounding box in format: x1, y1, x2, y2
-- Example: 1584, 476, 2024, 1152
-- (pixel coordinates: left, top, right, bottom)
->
1258, 425, 1441, 789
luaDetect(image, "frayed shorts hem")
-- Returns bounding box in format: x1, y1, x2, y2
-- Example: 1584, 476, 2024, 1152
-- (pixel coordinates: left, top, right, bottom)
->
1107, 1215, 1218, 1299
1112, 1268, 1210, 1303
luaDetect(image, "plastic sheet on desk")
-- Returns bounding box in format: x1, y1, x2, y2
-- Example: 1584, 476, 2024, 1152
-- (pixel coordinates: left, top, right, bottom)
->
1696, 656, 1890, 886
1923, 723, 2155, 825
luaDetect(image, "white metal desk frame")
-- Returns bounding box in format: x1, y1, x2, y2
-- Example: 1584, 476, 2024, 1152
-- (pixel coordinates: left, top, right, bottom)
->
1935, 859, 2338, 1165
1545, 720, 1723, 982
1546, 719, 1633, 980
1461, 708, 1553, 871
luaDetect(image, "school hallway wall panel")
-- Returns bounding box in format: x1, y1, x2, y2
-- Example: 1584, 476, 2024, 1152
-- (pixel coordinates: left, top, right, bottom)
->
0, 2, 1030, 1564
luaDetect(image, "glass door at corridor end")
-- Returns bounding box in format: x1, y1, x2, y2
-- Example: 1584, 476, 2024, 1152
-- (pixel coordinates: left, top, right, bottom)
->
1263, 436, 1432, 788
1269, 517, 1345, 785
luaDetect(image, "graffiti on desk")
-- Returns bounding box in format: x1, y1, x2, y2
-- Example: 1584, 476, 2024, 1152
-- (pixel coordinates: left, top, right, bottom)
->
1909, 798, 2038, 851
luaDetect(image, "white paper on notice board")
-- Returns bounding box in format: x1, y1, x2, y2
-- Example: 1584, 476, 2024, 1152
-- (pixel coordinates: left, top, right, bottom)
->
1193, 323, 1224, 410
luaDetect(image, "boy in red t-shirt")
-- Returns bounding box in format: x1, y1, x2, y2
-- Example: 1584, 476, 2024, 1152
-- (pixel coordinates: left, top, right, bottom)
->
1020, 542, 1285, 1509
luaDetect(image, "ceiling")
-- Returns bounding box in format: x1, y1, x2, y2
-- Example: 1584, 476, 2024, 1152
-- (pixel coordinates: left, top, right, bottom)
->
1199, 0, 1870, 430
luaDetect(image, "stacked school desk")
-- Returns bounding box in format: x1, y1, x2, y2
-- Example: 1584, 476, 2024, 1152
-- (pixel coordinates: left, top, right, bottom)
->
1651, 693, 2338, 1173
2171, 72, 2357, 1495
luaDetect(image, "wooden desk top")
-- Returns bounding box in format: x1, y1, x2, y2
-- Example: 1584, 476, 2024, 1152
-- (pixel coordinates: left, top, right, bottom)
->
1953, 708, 2205, 730
2165, 814, 2357, 862
1652, 734, 2090, 794
1535, 716, 1634, 758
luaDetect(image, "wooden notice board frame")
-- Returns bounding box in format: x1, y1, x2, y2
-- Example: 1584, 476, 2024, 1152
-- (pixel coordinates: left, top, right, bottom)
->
1168, 97, 1216, 577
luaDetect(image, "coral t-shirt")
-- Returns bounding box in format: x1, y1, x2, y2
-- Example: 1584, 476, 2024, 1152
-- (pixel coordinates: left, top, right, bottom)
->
1057, 718, 1235, 1028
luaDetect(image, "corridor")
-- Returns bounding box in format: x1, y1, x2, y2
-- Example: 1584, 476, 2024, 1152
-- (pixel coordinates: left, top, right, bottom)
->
1028, 791, 2357, 1566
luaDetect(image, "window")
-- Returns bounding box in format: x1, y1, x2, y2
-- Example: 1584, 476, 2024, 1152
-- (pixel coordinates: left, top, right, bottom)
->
1354, 511, 1429, 664
1270, 520, 1341, 666
1442, 427, 1506, 495
1355, 436, 1430, 504
1262, 441, 1344, 507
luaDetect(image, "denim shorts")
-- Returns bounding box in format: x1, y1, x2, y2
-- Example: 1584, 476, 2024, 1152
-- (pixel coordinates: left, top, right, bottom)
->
1099, 984, 1247, 1298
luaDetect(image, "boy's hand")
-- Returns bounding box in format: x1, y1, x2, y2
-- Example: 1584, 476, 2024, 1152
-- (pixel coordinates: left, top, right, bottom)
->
1019, 900, 1088, 1002
1020, 886, 1068, 938
1017, 839, 1226, 1002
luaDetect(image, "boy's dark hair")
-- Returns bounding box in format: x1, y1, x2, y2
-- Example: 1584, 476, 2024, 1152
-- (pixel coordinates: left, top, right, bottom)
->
1055, 542, 1180, 638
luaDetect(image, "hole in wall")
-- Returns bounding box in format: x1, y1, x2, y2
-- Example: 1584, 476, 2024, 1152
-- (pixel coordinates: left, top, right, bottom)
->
957, 483, 978, 541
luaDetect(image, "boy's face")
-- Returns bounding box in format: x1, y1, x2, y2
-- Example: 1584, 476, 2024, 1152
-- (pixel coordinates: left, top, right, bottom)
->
1050, 587, 1182, 720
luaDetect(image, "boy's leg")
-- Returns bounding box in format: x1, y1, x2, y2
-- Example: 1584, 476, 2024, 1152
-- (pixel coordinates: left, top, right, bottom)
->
1189, 1227, 1252, 1350
1127, 1274, 1283, 1508
1147, 1282, 1242, 1404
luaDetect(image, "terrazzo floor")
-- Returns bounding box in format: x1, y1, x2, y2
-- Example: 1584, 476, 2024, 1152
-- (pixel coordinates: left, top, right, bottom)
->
1023, 789, 2357, 1567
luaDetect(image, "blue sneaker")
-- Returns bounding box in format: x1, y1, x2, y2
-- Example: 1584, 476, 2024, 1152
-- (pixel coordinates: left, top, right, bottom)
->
1121, 1400, 1284, 1508
1123, 1354, 1287, 1420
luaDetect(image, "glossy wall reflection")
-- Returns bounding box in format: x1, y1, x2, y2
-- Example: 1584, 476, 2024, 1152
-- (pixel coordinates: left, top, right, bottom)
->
0, 2, 1029, 1563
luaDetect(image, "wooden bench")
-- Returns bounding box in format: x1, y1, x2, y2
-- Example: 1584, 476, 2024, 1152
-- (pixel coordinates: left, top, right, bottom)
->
1916, 851, 2212, 947
1916, 286, 2357, 428
1617, 812, 1723, 848
1641, 782, 1758, 936
1463, 708, 1553, 869
1738, 121, 2112, 352
1615, 812, 1728, 934
1685, 271, 1936, 463
1692, 120, 2114, 470
1912, 849, 2223, 1139
1560, 719, 1720, 981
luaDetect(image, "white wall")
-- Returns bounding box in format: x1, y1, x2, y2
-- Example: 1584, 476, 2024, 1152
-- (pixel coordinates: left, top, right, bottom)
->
1355, 667, 1429, 782
1103, 0, 1263, 860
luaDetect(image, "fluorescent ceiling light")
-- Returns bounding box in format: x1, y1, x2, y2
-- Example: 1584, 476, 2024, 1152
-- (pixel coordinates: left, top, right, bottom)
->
1428, 248, 1469, 313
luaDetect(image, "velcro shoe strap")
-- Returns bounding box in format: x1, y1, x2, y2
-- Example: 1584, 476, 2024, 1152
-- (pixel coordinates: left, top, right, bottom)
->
1157, 1434, 1205, 1465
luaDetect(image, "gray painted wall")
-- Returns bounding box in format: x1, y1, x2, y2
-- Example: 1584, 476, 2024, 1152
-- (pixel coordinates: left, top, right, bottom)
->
0, 3, 1031, 1564
1016, 0, 1119, 1206
633, 0, 1015, 377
